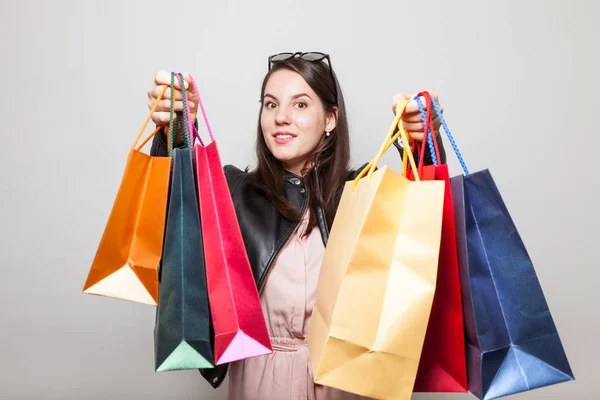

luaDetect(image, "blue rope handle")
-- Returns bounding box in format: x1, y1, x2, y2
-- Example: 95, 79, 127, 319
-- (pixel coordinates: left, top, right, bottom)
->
430, 96, 469, 175
414, 96, 438, 166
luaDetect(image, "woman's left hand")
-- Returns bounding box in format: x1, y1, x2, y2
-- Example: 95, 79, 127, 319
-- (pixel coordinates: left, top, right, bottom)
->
392, 92, 443, 141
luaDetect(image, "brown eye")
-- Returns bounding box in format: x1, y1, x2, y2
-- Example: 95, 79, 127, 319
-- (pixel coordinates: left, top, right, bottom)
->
296, 102, 307, 109
264, 101, 277, 109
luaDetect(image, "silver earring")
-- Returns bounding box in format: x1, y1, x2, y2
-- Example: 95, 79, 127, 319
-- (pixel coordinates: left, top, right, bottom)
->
325, 131, 331, 137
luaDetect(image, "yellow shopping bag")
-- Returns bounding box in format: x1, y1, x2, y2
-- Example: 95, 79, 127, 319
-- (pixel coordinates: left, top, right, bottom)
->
308, 99, 445, 399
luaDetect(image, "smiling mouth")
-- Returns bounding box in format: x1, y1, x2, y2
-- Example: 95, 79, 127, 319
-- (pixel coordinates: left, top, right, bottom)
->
272, 133, 296, 144
273, 132, 297, 139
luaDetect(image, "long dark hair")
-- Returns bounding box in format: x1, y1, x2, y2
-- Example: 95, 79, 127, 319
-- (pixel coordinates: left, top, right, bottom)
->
253, 58, 351, 235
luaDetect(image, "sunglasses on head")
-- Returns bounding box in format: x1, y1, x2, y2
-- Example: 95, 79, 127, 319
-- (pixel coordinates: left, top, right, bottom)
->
268, 52, 338, 103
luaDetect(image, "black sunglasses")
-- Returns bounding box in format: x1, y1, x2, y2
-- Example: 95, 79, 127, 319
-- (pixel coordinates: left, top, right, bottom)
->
268, 52, 338, 103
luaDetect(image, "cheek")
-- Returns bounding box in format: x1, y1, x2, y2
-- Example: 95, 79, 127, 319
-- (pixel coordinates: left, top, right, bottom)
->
260, 112, 272, 142
260, 111, 269, 132
295, 111, 325, 140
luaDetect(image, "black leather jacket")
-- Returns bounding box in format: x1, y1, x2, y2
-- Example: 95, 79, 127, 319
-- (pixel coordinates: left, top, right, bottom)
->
150, 131, 445, 388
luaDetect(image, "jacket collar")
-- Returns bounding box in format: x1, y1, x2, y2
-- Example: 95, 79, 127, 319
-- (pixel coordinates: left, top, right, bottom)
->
284, 170, 305, 187
284, 161, 322, 186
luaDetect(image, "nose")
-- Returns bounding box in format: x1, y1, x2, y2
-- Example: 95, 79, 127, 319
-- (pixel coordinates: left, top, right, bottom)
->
274, 105, 291, 126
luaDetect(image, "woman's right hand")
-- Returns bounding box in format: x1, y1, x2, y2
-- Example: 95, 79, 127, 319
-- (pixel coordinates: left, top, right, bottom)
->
148, 70, 198, 128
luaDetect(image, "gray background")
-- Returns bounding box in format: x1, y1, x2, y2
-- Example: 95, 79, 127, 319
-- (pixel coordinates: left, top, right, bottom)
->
1, 0, 597, 399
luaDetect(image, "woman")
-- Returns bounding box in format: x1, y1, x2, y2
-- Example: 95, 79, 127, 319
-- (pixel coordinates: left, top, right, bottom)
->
148, 53, 446, 400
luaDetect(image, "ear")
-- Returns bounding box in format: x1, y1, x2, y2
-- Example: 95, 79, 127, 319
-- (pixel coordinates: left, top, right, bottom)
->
325, 106, 338, 132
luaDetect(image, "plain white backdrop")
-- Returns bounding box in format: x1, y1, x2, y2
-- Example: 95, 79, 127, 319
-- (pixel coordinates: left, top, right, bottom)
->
0, 0, 598, 399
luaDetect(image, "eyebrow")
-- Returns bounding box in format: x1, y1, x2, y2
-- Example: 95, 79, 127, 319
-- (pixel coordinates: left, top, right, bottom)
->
263, 93, 313, 101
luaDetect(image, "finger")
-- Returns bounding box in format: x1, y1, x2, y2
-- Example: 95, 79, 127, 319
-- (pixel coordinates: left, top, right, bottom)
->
403, 102, 440, 122
147, 92, 156, 111
154, 86, 196, 102
406, 93, 443, 115
151, 112, 172, 126
150, 99, 196, 113
422, 91, 442, 114
401, 121, 425, 133
185, 90, 198, 106
151, 112, 195, 125
181, 72, 193, 88
149, 86, 185, 101
154, 70, 189, 90
403, 95, 429, 114
407, 130, 424, 141
151, 111, 197, 126
391, 92, 411, 115
402, 113, 427, 123
433, 115, 441, 131
420, 91, 442, 114
189, 87, 197, 97
154, 70, 171, 86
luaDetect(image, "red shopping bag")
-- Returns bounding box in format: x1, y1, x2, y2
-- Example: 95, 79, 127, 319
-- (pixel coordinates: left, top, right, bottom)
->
187, 76, 272, 366
406, 91, 468, 392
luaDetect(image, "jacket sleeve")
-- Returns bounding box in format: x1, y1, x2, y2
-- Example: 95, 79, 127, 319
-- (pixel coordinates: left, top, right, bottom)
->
200, 364, 229, 389
149, 118, 200, 157
149, 128, 170, 157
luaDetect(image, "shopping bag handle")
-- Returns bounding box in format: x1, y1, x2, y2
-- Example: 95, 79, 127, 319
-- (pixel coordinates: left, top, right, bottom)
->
183, 73, 215, 146
417, 92, 469, 175
132, 84, 169, 151
414, 91, 441, 167
160, 72, 179, 156
369, 99, 420, 181
163, 72, 185, 156
353, 99, 420, 190
174, 72, 197, 149
403, 140, 423, 177
399, 90, 442, 177
399, 93, 436, 177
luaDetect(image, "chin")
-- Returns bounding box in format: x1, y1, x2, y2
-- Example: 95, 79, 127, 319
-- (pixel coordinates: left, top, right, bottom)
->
268, 144, 300, 162
271, 151, 300, 164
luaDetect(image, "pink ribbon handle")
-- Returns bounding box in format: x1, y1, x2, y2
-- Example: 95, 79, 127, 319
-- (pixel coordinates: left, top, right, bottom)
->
187, 74, 215, 146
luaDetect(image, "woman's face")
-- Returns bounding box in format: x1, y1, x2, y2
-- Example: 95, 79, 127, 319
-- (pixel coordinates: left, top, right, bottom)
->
261, 69, 336, 175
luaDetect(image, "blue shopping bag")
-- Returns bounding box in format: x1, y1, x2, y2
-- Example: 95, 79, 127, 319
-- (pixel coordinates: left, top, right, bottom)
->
425, 94, 574, 399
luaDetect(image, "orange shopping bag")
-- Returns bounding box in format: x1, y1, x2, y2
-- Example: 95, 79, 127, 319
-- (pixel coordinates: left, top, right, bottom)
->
83, 85, 171, 305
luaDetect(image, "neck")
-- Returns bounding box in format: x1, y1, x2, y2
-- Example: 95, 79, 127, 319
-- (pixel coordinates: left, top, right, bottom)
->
284, 159, 316, 177
283, 162, 306, 177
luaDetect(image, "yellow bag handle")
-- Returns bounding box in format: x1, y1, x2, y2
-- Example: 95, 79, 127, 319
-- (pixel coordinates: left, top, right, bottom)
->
401, 132, 414, 178
353, 99, 419, 190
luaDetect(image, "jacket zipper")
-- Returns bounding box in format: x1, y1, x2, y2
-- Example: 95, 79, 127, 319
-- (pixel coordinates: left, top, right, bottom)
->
201, 189, 307, 389
257, 196, 308, 294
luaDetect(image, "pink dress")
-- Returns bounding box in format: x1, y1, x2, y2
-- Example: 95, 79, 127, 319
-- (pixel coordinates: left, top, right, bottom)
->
228, 212, 371, 400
